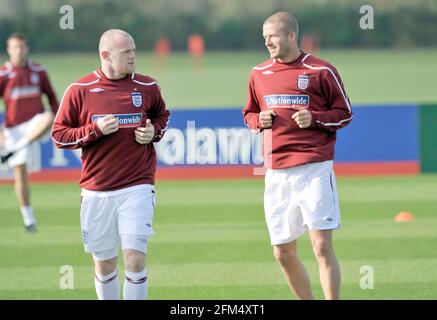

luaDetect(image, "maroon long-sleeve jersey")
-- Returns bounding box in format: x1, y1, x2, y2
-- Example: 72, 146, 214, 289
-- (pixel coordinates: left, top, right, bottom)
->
51, 69, 170, 191
243, 52, 353, 169
0, 60, 59, 127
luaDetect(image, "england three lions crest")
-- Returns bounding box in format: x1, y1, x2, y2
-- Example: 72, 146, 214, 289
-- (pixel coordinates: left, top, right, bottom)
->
131, 92, 143, 107
297, 74, 309, 90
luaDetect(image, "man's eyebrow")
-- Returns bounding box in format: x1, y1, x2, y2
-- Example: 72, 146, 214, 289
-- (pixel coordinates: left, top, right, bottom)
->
120, 48, 135, 53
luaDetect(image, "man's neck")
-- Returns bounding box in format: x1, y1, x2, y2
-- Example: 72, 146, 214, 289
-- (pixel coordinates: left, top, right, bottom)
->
277, 47, 302, 64
10, 59, 27, 68
101, 65, 127, 80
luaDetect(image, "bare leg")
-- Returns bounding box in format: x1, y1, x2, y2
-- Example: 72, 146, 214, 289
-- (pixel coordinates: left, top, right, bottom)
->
309, 229, 341, 300
1, 111, 54, 162
123, 249, 146, 273
14, 164, 30, 207
273, 241, 314, 299
94, 256, 118, 276
26, 111, 54, 143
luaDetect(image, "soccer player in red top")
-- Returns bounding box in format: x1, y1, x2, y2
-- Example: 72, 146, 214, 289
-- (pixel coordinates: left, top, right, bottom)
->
52, 29, 170, 300
243, 12, 353, 300
0, 33, 59, 233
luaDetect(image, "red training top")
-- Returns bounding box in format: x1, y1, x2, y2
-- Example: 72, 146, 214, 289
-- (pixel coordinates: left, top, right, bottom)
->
0, 60, 59, 127
51, 69, 170, 191
243, 52, 353, 169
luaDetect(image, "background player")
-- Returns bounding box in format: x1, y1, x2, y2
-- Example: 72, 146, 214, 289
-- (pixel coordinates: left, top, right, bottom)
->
0, 33, 59, 232
243, 12, 353, 299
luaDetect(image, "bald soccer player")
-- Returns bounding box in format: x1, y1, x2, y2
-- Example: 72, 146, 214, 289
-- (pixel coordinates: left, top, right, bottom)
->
243, 12, 353, 300
52, 29, 170, 300
0, 33, 59, 232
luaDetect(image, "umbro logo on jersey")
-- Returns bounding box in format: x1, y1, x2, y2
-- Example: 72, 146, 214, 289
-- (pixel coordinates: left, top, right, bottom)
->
262, 70, 274, 75
91, 113, 143, 128
89, 88, 105, 93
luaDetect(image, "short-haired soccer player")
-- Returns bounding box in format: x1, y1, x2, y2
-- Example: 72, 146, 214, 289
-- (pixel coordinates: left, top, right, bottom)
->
0, 33, 59, 232
52, 29, 170, 300
243, 12, 353, 299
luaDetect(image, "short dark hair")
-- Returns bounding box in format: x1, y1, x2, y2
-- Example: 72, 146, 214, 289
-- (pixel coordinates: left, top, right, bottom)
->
264, 12, 299, 38
7, 32, 27, 46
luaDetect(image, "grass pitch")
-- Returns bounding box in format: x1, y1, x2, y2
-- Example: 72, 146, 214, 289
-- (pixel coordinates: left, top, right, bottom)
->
0, 175, 436, 299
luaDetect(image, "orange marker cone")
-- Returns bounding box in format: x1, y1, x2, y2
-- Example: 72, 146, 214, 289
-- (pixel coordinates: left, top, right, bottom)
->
394, 211, 415, 222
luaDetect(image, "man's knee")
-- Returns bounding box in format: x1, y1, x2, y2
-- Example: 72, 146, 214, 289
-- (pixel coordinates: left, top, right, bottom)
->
124, 249, 145, 272
94, 256, 118, 275
273, 244, 298, 265
312, 239, 334, 259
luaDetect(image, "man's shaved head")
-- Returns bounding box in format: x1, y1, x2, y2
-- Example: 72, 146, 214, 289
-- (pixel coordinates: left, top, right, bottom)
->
264, 12, 299, 38
99, 29, 133, 53
98, 29, 136, 79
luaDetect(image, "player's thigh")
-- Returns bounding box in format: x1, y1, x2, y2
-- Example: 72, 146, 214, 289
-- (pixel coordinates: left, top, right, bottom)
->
80, 196, 120, 255
298, 161, 340, 230
118, 185, 156, 254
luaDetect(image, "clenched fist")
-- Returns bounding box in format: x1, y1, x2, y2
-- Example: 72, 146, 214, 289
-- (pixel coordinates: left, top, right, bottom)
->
97, 115, 119, 135
259, 110, 276, 128
135, 119, 155, 144
292, 109, 312, 129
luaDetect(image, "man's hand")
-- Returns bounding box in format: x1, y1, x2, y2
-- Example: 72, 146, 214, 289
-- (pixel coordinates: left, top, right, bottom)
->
96, 115, 119, 135
135, 119, 154, 144
259, 110, 276, 128
292, 109, 312, 129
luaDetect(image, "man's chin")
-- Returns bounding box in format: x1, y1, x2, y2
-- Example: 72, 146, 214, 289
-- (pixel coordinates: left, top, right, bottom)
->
127, 66, 135, 74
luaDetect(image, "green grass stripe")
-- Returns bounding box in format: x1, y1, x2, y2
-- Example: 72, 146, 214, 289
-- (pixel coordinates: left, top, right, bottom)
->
0, 259, 436, 292
0, 218, 436, 249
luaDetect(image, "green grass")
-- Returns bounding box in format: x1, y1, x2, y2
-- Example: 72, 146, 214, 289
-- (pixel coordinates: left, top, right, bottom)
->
1, 49, 437, 110
0, 175, 436, 299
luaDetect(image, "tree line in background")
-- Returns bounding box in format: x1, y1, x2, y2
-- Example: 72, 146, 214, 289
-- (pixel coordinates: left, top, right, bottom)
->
0, 0, 436, 52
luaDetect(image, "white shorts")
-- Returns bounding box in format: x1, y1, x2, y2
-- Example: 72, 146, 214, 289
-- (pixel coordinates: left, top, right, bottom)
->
3, 113, 44, 167
80, 184, 156, 261
264, 160, 341, 245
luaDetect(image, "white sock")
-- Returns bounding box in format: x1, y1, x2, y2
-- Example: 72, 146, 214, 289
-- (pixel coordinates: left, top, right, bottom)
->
10, 136, 29, 153
95, 270, 120, 300
123, 269, 148, 300
20, 206, 36, 226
